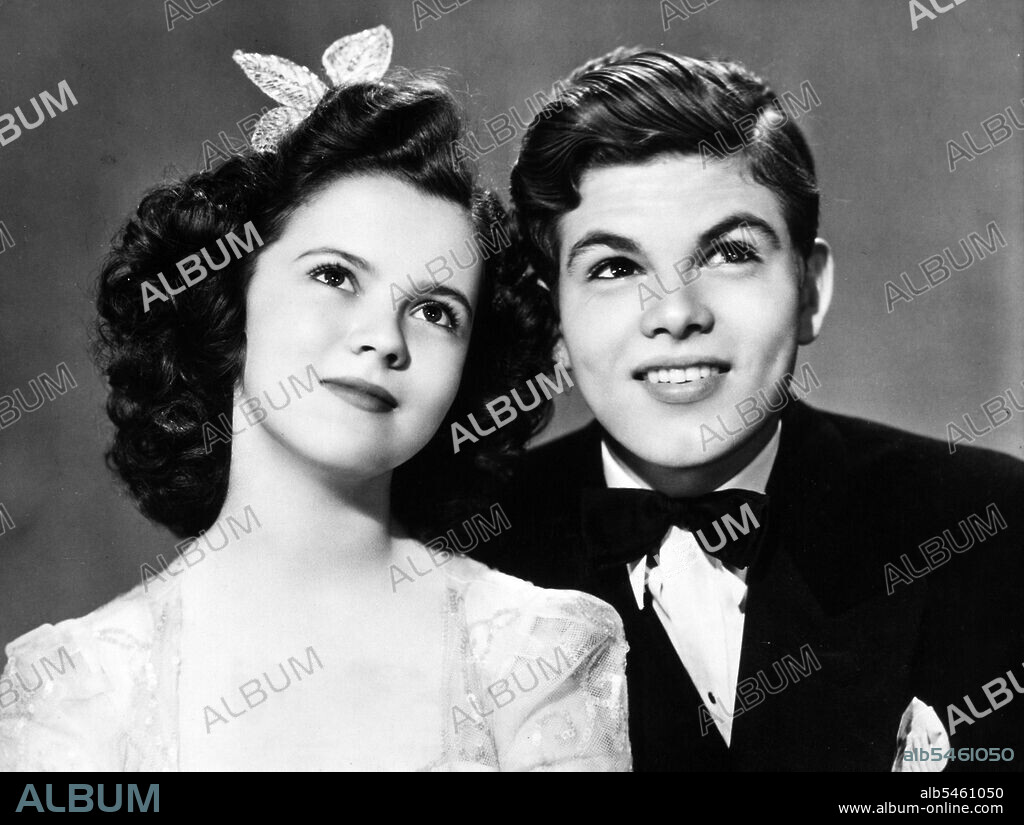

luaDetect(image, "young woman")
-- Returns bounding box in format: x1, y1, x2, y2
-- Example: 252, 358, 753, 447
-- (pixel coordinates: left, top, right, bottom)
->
0, 33, 629, 771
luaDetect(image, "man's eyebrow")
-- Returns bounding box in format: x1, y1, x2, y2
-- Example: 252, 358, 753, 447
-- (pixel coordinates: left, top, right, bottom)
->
563, 214, 781, 272
699, 213, 781, 250
564, 232, 643, 272
294, 246, 374, 271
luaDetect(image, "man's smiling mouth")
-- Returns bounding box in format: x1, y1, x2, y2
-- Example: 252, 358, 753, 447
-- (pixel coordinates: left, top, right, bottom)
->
640, 365, 726, 384
633, 361, 731, 384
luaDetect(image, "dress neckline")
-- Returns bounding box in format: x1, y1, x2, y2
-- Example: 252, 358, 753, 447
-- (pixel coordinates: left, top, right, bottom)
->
145, 555, 486, 770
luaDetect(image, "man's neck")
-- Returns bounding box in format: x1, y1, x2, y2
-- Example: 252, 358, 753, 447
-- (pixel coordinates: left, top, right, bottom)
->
603, 415, 782, 497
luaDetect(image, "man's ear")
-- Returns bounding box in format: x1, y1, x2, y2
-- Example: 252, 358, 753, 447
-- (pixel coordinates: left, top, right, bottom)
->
797, 238, 834, 345
553, 335, 572, 371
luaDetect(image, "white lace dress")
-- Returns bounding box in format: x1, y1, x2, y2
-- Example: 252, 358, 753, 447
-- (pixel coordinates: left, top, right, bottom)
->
0, 556, 630, 771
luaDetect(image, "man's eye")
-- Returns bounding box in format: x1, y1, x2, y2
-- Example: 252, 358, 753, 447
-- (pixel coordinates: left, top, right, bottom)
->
310, 263, 357, 292
703, 241, 761, 267
588, 257, 642, 280
410, 300, 458, 330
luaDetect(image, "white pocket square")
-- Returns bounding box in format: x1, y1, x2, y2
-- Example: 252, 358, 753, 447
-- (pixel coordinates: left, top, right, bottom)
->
891, 696, 950, 772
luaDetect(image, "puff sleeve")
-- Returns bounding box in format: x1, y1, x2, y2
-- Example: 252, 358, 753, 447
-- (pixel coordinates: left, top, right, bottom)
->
459, 584, 631, 772
0, 622, 133, 771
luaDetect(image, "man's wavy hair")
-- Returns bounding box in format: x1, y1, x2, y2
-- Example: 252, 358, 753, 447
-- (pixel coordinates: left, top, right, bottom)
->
94, 74, 556, 541
511, 48, 820, 289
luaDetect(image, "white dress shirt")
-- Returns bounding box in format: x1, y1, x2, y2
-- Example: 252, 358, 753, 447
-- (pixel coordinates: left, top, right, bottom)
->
601, 422, 781, 746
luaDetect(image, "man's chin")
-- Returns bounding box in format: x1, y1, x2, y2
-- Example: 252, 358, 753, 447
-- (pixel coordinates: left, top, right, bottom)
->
636, 441, 734, 473
607, 427, 729, 473
606, 419, 774, 479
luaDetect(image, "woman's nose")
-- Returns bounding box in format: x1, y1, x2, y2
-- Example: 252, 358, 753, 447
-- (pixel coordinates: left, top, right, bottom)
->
345, 300, 410, 369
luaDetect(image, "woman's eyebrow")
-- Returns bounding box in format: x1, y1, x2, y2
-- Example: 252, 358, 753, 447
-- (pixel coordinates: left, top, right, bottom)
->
294, 246, 375, 271
413, 284, 474, 322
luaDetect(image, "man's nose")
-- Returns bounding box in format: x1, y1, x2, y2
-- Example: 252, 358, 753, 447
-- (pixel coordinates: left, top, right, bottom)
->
640, 271, 715, 340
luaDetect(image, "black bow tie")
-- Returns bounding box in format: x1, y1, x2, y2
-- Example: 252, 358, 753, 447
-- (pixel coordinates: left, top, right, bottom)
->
581, 488, 769, 571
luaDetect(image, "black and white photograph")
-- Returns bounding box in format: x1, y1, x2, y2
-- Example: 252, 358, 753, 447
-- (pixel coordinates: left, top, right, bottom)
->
0, 0, 1021, 803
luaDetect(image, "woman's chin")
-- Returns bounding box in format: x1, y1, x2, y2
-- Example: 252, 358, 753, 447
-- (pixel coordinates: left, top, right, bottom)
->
268, 440, 405, 482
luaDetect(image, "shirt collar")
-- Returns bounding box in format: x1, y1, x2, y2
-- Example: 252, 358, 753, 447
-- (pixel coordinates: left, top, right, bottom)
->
600, 421, 782, 610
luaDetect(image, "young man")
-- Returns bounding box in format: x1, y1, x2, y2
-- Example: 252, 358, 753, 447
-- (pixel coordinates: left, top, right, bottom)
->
478, 49, 1024, 771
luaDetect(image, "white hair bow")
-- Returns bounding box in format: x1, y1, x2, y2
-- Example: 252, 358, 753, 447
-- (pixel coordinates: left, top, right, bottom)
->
232, 25, 394, 152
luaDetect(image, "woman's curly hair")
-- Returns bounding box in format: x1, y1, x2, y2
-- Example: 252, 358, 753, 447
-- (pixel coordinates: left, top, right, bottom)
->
94, 74, 558, 541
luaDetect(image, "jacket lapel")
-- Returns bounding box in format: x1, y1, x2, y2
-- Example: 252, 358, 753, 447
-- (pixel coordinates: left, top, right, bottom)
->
730, 402, 927, 770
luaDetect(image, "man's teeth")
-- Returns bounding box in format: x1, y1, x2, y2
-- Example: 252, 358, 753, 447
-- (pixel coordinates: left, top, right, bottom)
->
644, 365, 721, 384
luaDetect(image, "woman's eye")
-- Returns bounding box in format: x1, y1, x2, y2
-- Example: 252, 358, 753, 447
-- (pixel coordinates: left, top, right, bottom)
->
588, 257, 642, 280
310, 264, 357, 292
703, 241, 761, 267
410, 300, 458, 330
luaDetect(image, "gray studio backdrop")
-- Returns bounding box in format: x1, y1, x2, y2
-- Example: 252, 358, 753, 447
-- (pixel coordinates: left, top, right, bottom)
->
1, 0, 1022, 662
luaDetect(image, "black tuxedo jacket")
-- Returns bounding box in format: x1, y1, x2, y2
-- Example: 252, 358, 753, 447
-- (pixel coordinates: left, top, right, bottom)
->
475, 402, 1024, 771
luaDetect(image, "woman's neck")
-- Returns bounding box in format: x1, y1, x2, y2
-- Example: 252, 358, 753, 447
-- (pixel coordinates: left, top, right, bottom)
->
204, 423, 401, 596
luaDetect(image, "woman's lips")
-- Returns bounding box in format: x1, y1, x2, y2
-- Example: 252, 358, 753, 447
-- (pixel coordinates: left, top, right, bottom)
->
320, 378, 398, 413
